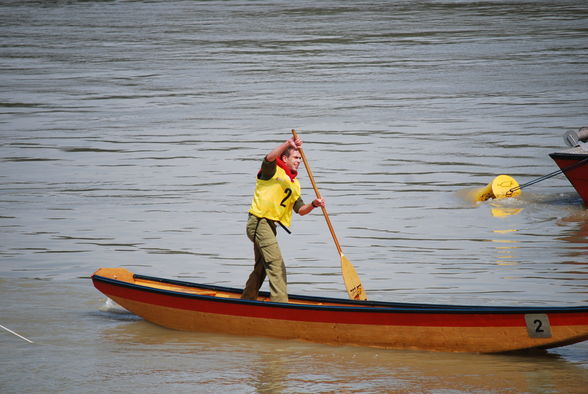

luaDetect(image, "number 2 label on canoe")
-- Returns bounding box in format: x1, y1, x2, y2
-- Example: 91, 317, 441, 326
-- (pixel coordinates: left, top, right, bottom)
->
524, 314, 552, 338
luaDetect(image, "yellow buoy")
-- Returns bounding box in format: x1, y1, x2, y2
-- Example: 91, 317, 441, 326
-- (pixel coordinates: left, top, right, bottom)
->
469, 175, 521, 202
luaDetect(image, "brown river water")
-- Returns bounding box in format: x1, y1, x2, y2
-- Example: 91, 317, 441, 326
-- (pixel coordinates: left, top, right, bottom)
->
1, 1, 587, 392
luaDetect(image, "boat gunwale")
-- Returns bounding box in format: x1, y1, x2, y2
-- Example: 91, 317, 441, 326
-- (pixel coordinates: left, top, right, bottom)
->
549, 151, 588, 160
92, 273, 588, 315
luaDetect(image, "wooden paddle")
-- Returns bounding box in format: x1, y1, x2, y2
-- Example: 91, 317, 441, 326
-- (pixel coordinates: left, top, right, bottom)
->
291, 129, 367, 301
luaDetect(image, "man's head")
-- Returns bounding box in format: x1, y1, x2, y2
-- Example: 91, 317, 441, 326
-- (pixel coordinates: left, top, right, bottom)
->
281, 147, 302, 172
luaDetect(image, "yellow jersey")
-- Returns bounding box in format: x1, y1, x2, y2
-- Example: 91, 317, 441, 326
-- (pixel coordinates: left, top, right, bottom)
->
249, 165, 301, 227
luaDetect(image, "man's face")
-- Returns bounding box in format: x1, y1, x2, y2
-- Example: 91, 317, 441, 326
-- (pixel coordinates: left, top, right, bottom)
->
282, 150, 302, 172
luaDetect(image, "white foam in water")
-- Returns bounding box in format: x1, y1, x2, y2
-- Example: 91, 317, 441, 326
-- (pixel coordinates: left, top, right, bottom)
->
98, 297, 128, 314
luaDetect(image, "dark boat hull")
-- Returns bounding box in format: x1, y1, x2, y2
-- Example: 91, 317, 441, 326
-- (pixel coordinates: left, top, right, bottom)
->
549, 148, 588, 205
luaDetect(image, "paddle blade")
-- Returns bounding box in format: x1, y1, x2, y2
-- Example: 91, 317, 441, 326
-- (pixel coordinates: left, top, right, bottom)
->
340, 254, 367, 301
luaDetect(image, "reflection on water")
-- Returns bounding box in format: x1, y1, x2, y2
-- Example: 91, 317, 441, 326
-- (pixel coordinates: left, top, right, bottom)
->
492, 230, 520, 266
488, 201, 523, 266
490, 206, 524, 218
96, 319, 588, 393
558, 213, 588, 248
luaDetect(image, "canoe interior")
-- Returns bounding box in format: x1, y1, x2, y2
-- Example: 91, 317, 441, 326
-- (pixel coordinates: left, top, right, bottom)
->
93, 267, 587, 313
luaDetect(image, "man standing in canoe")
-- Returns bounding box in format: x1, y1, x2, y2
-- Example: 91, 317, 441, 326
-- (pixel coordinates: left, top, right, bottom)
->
241, 135, 325, 303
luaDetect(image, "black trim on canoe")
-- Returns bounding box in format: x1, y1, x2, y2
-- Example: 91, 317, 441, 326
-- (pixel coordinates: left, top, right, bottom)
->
92, 273, 588, 315
549, 152, 588, 160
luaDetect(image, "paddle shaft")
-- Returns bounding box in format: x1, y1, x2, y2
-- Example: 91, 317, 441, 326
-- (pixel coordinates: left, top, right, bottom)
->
291, 129, 343, 255
291, 130, 367, 301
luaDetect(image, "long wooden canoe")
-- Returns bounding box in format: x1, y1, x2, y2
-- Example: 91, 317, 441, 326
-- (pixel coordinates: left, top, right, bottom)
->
91, 267, 588, 353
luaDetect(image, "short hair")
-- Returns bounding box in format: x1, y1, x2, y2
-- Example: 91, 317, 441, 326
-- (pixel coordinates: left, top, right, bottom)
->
282, 146, 299, 159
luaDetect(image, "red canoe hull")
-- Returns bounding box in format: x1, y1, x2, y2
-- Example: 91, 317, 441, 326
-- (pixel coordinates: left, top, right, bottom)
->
91, 268, 588, 353
549, 149, 588, 205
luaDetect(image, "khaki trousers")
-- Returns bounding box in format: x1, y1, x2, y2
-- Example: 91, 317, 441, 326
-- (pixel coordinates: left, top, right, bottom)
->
241, 214, 288, 303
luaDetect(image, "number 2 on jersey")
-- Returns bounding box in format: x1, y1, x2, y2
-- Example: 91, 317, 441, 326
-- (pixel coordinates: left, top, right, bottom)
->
280, 188, 292, 207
